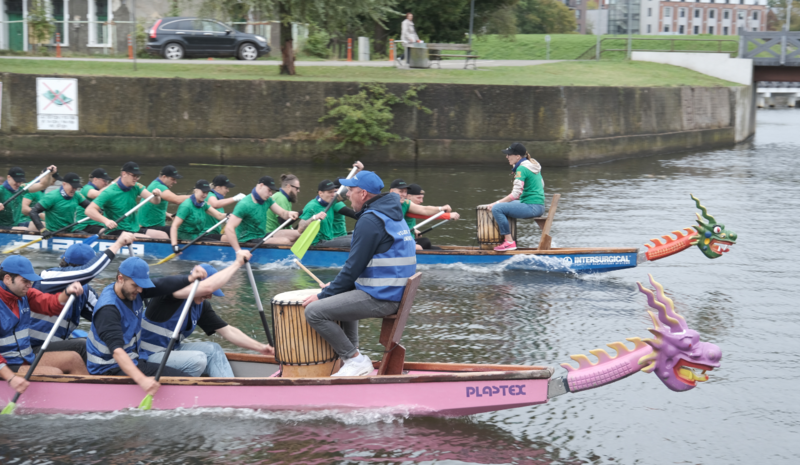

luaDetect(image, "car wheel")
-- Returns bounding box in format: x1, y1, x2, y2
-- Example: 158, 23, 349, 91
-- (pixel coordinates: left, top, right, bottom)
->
163, 43, 185, 60
238, 43, 258, 61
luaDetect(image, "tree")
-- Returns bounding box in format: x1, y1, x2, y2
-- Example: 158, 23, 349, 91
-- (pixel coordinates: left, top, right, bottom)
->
767, 0, 800, 31
484, 5, 519, 39
515, 0, 576, 34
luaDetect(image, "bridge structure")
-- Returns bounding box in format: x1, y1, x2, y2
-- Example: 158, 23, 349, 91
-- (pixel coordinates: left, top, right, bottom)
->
739, 31, 800, 83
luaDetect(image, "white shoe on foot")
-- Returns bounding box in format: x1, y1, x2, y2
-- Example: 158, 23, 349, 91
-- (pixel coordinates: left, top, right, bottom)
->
332, 354, 373, 377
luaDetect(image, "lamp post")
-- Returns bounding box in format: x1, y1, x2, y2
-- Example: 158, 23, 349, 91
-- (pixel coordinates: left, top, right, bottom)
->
468, 0, 475, 49
787, 0, 793, 32
627, 0, 632, 59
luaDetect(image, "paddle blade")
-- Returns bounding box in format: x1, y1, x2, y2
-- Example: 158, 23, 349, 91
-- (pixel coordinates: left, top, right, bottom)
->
154, 253, 176, 266
3, 237, 44, 254
138, 394, 153, 411
291, 221, 320, 260
82, 235, 98, 245
1, 401, 16, 415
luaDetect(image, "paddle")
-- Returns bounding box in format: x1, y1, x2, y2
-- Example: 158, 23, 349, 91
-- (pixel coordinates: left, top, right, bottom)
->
155, 216, 229, 265
418, 219, 450, 236
412, 211, 446, 232
294, 259, 325, 287
243, 217, 294, 347
1, 169, 52, 207
291, 166, 359, 260
138, 280, 200, 411
1, 295, 76, 415
96, 194, 155, 237
2, 217, 92, 254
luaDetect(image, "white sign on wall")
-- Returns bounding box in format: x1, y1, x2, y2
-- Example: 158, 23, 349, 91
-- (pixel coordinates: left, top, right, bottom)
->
36, 77, 79, 131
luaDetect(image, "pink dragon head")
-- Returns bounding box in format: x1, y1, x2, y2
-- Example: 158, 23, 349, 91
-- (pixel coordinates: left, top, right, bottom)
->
637, 275, 722, 392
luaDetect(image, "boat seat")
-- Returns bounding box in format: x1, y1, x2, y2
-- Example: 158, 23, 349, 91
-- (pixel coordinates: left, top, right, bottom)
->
534, 194, 560, 251
377, 272, 422, 375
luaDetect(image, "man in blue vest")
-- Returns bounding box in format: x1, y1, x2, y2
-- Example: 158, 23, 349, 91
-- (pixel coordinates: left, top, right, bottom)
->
87, 257, 207, 397
139, 250, 274, 377
0, 256, 88, 395
30, 232, 135, 361
302, 171, 416, 377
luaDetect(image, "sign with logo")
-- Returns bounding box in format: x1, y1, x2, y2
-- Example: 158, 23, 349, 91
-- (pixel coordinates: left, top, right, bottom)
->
36, 77, 79, 131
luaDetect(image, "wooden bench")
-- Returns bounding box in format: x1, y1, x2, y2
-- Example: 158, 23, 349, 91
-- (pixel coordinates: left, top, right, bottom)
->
377, 272, 422, 375
427, 43, 479, 69
532, 194, 560, 251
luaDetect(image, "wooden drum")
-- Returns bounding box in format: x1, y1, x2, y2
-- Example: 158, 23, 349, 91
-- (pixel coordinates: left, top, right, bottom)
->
476, 205, 516, 250
272, 289, 340, 378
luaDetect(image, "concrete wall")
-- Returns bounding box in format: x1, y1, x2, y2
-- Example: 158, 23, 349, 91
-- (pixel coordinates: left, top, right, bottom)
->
0, 72, 752, 166
632, 51, 753, 85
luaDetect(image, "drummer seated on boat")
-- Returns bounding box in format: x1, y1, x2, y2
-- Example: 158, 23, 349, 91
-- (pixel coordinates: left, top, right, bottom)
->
302, 171, 416, 377
139, 251, 274, 377
223, 176, 300, 250
138, 165, 192, 235
482, 143, 545, 252
83, 162, 168, 240
296, 180, 358, 249
31, 233, 136, 363
403, 183, 460, 250
0, 255, 89, 395
169, 179, 228, 254
87, 258, 208, 396
0, 166, 59, 232
72, 168, 114, 236
28, 173, 93, 236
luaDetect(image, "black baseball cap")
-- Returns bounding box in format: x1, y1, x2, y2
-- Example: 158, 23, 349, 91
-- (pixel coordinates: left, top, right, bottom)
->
160, 165, 183, 179
407, 183, 423, 196
90, 168, 112, 181
212, 174, 235, 188
194, 179, 211, 193
121, 162, 143, 175
318, 179, 337, 192
8, 167, 25, 182
258, 176, 278, 191
390, 179, 409, 190
62, 172, 82, 188
502, 142, 527, 157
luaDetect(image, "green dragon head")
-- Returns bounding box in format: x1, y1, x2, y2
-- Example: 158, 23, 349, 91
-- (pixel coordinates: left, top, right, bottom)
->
690, 194, 737, 259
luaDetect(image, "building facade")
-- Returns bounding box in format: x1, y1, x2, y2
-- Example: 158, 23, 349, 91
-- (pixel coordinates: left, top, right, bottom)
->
606, 0, 768, 35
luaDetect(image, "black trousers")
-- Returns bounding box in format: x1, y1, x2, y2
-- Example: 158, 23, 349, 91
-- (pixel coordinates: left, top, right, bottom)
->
104, 359, 188, 377
33, 338, 87, 363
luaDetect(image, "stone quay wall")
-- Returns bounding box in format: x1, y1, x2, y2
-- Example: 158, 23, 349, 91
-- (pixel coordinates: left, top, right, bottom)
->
0, 72, 754, 166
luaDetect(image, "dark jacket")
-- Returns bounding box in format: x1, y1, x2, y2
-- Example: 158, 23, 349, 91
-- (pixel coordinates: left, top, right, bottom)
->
319, 193, 402, 299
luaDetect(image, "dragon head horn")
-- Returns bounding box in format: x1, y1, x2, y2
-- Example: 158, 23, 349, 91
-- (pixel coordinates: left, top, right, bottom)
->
637, 275, 686, 333
691, 194, 716, 225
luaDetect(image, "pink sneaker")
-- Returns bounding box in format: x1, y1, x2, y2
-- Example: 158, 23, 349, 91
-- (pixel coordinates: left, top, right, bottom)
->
494, 241, 517, 252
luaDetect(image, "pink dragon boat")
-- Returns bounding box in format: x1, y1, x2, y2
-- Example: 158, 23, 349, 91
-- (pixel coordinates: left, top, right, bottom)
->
0, 275, 721, 415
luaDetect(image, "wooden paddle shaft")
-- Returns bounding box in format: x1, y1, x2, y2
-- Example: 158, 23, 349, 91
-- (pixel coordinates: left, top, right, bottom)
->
98, 194, 155, 235
154, 280, 200, 382
245, 261, 274, 347
294, 259, 325, 287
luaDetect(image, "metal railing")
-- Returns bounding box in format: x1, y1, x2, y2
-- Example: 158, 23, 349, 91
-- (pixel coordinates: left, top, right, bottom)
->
739, 31, 800, 66
576, 37, 739, 60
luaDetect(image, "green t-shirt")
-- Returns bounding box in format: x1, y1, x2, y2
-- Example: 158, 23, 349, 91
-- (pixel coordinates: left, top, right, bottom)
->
299, 198, 344, 246
202, 190, 226, 234
37, 187, 87, 232
266, 190, 294, 233
24, 190, 44, 224
0, 182, 33, 227
93, 181, 145, 233
518, 165, 545, 205
74, 184, 103, 230
176, 196, 212, 240
401, 200, 416, 230
138, 179, 170, 228
232, 194, 275, 243
333, 201, 347, 237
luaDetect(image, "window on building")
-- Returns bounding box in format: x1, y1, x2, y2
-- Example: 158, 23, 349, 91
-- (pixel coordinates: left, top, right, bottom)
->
710, 10, 716, 18
88, 0, 112, 46
694, 25, 699, 34
752, 27, 757, 31
752, 11, 758, 20
680, 8, 686, 17
709, 25, 715, 34
576, 9, 581, 18
694, 9, 701, 17
665, 7, 672, 17
723, 26, 729, 34
665, 25, 671, 32
679, 24, 685, 33
577, 0, 582, 5
50, 0, 67, 46
647, 24, 652, 33
738, 11, 744, 20
739, 0, 743, 3
724, 10, 730, 19
648, 7, 652, 16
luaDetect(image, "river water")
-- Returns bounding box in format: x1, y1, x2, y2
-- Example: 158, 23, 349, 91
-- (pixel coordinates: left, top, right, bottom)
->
1, 109, 798, 464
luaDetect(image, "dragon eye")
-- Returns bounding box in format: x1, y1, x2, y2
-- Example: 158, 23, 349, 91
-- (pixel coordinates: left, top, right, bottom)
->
713, 226, 721, 234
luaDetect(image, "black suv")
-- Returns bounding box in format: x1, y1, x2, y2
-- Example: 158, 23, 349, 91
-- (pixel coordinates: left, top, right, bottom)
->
146, 17, 271, 60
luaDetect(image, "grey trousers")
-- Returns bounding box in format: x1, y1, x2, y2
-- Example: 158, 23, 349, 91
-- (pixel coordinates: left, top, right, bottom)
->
313, 235, 352, 248
304, 290, 399, 359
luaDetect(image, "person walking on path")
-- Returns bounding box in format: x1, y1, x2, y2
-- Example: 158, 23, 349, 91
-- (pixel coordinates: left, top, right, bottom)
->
400, 12, 422, 66
302, 171, 416, 377
482, 143, 546, 252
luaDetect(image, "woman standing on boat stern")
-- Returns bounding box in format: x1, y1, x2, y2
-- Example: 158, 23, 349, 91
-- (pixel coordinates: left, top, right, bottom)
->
484, 143, 545, 252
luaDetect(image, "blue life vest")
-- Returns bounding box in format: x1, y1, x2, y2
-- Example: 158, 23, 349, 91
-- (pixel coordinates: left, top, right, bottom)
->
354, 209, 416, 301
86, 283, 144, 375
0, 292, 34, 366
29, 284, 92, 346
139, 300, 204, 361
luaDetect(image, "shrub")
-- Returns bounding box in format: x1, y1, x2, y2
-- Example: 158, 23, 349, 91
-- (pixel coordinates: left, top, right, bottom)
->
304, 29, 331, 59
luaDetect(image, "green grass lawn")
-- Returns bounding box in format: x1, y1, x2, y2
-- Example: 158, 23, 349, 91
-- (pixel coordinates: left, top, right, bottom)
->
0, 58, 738, 87
471, 34, 741, 60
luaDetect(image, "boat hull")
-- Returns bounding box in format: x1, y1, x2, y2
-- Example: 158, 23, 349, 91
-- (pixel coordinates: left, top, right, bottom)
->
0, 232, 639, 273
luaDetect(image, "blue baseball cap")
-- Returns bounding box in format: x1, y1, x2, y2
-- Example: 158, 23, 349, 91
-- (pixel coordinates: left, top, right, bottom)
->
62, 243, 96, 266
200, 264, 224, 297
0, 255, 42, 282
339, 170, 384, 195
118, 257, 154, 288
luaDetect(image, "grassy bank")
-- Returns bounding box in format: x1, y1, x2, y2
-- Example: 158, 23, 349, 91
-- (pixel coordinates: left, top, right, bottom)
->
471, 34, 740, 60
0, 59, 737, 87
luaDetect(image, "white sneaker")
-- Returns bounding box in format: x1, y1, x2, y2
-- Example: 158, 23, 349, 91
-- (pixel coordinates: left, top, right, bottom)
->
332, 354, 373, 377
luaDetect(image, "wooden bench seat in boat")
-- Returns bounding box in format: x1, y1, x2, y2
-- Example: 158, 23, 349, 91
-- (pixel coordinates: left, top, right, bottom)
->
532, 194, 560, 251
377, 272, 422, 375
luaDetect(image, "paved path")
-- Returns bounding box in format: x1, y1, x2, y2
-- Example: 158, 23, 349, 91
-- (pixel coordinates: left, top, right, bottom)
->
0, 55, 562, 68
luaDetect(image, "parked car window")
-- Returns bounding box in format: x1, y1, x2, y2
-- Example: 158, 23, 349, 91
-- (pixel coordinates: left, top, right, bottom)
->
162, 19, 192, 30
202, 20, 228, 32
